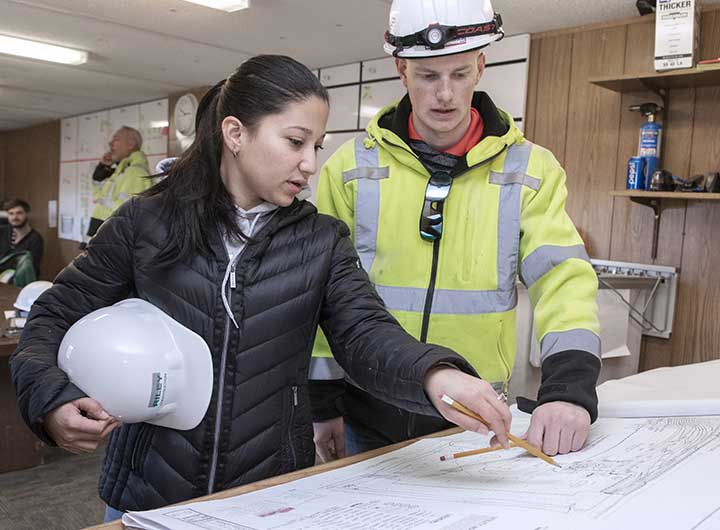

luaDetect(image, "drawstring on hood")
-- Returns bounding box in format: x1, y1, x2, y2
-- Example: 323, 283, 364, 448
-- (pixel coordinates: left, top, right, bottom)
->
221, 202, 279, 327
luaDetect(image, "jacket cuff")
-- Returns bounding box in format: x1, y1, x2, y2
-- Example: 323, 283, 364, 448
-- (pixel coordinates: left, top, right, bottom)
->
534, 350, 601, 423
34, 383, 87, 445
92, 163, 114, 182
308, 379, 346, 421
419, 359, 479, 418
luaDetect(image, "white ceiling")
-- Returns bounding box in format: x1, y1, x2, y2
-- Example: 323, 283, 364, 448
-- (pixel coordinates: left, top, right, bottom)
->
1, 0, 717, 132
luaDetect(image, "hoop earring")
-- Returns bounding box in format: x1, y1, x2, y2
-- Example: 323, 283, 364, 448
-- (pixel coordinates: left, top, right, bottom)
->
232, 150, 238, 159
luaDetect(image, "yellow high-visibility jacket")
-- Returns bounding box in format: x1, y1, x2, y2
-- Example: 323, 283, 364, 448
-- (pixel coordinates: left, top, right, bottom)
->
311, 94, 601, 420
91, 150, 151, 222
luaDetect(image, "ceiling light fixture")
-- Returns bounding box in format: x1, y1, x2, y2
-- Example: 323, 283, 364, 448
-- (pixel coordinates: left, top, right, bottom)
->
180, 0, 250, 12
0, 34, 88, 65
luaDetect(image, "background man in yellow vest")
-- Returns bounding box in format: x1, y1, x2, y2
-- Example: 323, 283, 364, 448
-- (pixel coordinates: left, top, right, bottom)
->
87, 126, 151, 238
310, 0, 601, 461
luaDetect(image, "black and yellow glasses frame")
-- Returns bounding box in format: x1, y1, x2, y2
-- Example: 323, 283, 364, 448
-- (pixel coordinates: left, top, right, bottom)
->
419, 171, 453, 242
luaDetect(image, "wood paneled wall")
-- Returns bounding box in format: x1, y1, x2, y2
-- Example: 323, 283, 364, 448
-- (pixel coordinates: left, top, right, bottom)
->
0, 122, 80, 280
525, 7, 720, 370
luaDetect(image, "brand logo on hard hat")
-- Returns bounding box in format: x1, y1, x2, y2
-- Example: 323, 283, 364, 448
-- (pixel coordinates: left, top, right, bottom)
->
148, 372, 167, 408
457, 22, 497, 37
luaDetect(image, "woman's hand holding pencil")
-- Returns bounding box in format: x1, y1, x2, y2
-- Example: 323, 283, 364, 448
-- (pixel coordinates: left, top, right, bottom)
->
423, 367, 513, 449
439, 393, 562, 467
423, 366, 562, 467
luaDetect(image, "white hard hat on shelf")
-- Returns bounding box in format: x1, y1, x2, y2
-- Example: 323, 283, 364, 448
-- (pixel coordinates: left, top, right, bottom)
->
14, 280, 53, 313
384, 0, 504, 58
58, 298, 213, 431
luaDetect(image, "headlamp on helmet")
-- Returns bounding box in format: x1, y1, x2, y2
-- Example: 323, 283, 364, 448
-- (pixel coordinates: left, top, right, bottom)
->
385, 13, 503, 57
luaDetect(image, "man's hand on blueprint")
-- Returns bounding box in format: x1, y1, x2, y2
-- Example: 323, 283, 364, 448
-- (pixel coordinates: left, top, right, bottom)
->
525, 401, 590, 456
313, 417, 346, 463
424, 367, 512, 448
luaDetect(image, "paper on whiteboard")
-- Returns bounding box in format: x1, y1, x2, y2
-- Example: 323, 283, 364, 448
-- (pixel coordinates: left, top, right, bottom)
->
140, 99, 169, 156
47, 200, 57, 229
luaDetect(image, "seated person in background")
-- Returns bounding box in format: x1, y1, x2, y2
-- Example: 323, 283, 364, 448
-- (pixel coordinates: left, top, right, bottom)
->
0, 199, 44, 281
87, 126, 151, 238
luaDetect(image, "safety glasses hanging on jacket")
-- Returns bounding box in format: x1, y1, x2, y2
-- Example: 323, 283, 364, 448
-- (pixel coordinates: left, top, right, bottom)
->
420, 171, 453, 241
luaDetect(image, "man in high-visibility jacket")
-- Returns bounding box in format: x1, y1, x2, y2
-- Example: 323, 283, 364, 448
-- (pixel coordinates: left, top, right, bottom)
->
87, 126, 151, 238
310, 0, 601, 462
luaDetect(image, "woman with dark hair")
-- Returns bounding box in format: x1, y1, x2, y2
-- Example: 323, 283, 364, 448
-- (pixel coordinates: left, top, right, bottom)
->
10, 55, 511, 522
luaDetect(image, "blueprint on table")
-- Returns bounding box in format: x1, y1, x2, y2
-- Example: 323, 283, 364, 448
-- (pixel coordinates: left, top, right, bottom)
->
123, 415, 720, 530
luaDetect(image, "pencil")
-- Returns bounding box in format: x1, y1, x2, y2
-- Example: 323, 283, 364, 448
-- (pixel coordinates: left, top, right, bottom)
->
439, 442, 517, 461
441, 394, 561, 468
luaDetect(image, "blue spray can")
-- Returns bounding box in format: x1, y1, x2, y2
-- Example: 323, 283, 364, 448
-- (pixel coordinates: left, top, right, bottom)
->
629, 103, 663, 189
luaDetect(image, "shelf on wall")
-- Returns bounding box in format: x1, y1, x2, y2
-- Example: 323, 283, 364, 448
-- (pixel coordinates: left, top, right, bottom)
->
610, 191, 720, 200
590, 68, 720, 93
591, 69, 720, 174
596, 66, 720, 259
609, 190, 720, 260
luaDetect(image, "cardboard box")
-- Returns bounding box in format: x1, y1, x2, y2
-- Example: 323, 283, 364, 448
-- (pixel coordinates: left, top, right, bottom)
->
654, 0, 701, 71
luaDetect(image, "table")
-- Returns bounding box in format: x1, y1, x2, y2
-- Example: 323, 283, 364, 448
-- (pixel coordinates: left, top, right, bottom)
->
86, 428, 460, 530
0, 283, 47, 473
87, 360, 720, 529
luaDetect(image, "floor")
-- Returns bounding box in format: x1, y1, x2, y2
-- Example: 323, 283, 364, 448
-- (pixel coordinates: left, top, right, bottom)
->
0, 447, 106, 530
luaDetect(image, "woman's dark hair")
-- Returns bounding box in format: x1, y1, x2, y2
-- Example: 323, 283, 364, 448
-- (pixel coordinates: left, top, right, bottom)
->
146, 55, 329, 266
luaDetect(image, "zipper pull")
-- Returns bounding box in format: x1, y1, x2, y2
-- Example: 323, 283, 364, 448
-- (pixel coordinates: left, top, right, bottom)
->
502, 379, 510, 397
292, 386, 298, 406
230, 270, 236, 289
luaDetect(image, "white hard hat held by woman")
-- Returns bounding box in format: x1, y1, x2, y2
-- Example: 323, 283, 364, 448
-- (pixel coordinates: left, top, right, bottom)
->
58, 298, 213, 430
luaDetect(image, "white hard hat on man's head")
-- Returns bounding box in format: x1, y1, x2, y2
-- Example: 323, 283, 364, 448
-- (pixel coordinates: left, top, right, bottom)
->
14, 280, 53, 313
384, 0, 504, 58
58, 298, 213, 431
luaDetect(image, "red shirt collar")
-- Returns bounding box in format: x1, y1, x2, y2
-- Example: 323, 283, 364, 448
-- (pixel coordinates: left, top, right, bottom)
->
408, 107, 484, 156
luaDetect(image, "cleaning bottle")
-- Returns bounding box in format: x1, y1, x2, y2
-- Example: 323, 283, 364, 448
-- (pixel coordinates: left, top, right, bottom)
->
629, 103, 663, 190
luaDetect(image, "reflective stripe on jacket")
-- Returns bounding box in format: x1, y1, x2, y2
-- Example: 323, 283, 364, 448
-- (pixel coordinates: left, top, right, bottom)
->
311, 97, 600, 390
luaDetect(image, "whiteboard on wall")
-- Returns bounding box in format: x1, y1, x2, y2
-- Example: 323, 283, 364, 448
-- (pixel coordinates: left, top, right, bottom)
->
479, 61, 529, 121
327, 86, 359, 132
58, 98, 168, 242
362, 57, 397, 81
359, 79, 405, 129
307, 131, 358, 205
484, 33, 531, 65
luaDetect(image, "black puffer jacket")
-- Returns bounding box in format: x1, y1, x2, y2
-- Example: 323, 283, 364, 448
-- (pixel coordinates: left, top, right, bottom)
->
10, 195, 473, 512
